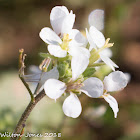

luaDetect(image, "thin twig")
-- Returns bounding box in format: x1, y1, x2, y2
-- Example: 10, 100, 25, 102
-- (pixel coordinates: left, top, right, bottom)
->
19, 76, 35, 102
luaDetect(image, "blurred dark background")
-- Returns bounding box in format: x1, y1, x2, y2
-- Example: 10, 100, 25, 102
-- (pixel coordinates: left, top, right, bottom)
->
0, 0, 140, 140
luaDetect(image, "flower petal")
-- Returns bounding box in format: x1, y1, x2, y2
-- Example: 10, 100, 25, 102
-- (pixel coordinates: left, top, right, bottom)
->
28, 65, 42, 74
39, 27, 62, 45
44, 79, 66, 100
69, 46, 90, 80
86, 28, 96, 51
124, 72, 131, 83
103, 71, 128, 92
89, 26, 105, 48
62, 92, 82, 118
103, 94, 119, 118
50, 6, 69, 35
81, 77, 104, 98
99, 48, 112, 58
37, 66, 59, 93
69, 29, 87, 47
88, 9, 104, 31
61, 10, 75, 35
100, 54, 118, 71
48, 44, 67, 58
23, 73, 41, 82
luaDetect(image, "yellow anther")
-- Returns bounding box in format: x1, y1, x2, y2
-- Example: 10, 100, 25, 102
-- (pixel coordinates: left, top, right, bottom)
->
63, 34, 69, 41
60, 34, 72, 51
104, 38, 114, 48
104, 93, 110, 97
105, 38, 110, 46
98, 38, 114, 53
99, 93, 109, 98
103, 90, 107, 94
63, 34, 68, 41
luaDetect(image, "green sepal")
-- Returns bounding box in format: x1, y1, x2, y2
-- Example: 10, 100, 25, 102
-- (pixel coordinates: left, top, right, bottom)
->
65, 68, 72, 77
62, 77, 71, 83
57, 61, 69, 78
39, 52, 70, 61
89, 48, 100, 65
83, 67, 96, 78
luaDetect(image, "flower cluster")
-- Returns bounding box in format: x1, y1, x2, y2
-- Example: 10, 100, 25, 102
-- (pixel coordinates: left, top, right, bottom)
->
24, 6, 128, 118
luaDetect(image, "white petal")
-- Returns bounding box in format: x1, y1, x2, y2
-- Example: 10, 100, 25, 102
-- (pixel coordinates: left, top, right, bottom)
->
99, 48, 112, 58
28, 65, 42, 74
100, 54, 118, 71
81, 77, 104, 98
24, 66, 41, 82
85, 28, 96, 51
37, 66, 59, 93
48, 44, 67, 58
44, 79, 66, 100
39, 27, 62, 45
61, 11, 75, 35
23, 73, 41, 82
50, 6, 69, 35
69, 46, 90, 80
62, 92, 82, 118
69, 45, 90, 58
69, 29, 87, 47
103, 71, 128, 92
88, 9, 104, 31
89, 26, 105, 48
103, 94, 119, 118
124, 73, 131, 83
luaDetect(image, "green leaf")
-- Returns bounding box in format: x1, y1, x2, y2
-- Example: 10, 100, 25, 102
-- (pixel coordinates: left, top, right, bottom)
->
83, 67, 96, 77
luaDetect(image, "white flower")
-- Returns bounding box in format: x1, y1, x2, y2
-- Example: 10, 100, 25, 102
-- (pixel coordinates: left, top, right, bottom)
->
43, 74, 103, 118
44, 70, 128, 118
39, 6, 90, 80
44, 78, 82, 118
81, 71, 128, 118
87, 9, 118, 70
86, 26, 118, 71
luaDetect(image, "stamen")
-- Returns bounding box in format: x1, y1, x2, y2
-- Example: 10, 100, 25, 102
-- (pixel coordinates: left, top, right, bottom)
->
60, 34, 72, 51
66, 80, 84, 93
99, 93, 109, 98
99, 90, 108, 98
39, 58, 51, 72
97, 38, 114, 53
